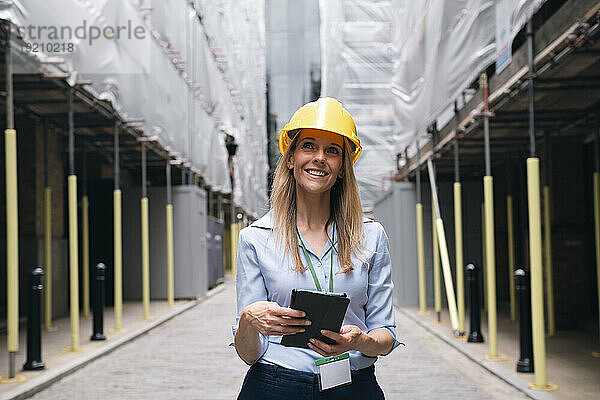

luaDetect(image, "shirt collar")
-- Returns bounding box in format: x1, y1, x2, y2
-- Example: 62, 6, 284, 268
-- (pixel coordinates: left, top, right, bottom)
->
250, 209, 374, 230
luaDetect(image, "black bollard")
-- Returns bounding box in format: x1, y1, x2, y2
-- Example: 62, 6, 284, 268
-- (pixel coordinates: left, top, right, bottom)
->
515, 268, 534, 373
466, 263, 484, 343
91, 263, 106, 341
23, 267, 45, 370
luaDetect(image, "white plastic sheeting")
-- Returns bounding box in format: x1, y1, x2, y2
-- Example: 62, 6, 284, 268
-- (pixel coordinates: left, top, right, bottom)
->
320, 0, 546, 209
320, 0, 397, 210
0, 0, 268, 217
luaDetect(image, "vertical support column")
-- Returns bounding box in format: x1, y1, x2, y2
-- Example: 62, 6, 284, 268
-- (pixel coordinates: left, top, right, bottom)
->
432, 188, 441, 323
543, 130, 555, 336
453, 102, 465, 336
507, 155, 517, 322
2, 26, 24, 381
43, 121, 54, 331
427, 160, 459, 332
67, 89, 80, 351
166, 160, 174, 307
416, 142, 427, 314
82, 145, 90, 319
113, 122, 123, 332
480, 73, 504, 360
526, 20, 557, 391
141, 144, 150, 319
593, 117, 600, 358
481, 203, 487, 312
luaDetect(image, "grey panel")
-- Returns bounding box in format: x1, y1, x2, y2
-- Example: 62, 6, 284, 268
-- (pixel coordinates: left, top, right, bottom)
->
373, 182, 418, 307
122, 185, 207, 300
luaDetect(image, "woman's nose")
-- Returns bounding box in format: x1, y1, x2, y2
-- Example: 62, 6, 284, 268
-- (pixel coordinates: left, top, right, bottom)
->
313, 149, 326, 164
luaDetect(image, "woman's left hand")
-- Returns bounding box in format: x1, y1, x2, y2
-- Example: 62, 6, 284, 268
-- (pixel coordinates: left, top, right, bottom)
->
307, 325, 365, 357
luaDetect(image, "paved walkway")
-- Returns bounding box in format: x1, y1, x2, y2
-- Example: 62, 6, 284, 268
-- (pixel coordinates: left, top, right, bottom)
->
28, 281, 529, 399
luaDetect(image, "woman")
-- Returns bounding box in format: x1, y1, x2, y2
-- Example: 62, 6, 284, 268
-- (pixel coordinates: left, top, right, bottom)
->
233, 98, 401, 399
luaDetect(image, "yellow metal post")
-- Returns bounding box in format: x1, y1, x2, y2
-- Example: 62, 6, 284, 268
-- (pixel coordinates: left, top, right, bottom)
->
454, 183, 465, 334
543, 185, 555, 336
593, 172, 600, 357
527, 158, 556, 390
507, 195, 516, 322
167, 204, 174, 307
484, 176, 504, 360
44, 186, 54, 330
6, 128, 19, 356
435, 218, 460, 332
433, 195, 441, 321
82, 195, 90, 318
68, 175, 80, 351
481, 203, 487, 312
141, 197, 150, 319
427, 160, 459, 331
416, 203, 427, 314
231, 220, 242, 279
113, 189, 123, 331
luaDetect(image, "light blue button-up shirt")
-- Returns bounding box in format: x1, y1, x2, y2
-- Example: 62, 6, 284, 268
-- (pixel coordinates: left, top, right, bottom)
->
233, 209, 402, 373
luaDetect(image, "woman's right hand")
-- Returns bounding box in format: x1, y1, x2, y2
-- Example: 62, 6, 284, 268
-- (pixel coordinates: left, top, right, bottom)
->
241, 301, 311, 336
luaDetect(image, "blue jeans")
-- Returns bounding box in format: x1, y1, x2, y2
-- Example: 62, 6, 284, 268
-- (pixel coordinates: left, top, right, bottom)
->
237, 362, 385, 400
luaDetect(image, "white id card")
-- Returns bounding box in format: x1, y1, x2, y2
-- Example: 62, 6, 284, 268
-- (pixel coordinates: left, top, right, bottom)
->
315, 352, 352, 391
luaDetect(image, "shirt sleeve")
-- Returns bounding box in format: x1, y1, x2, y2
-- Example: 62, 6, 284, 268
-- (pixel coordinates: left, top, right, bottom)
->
364, 222, 403, 356
231, 227, 270, 364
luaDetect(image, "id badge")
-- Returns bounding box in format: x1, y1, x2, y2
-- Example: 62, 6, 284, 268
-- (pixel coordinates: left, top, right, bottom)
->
315, 352, 352, 391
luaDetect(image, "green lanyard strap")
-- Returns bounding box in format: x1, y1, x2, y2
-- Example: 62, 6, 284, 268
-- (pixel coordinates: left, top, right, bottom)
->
297, 224, 335, 293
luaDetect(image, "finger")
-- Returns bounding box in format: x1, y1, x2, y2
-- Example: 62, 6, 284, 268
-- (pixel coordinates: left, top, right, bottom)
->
310, 338, 335, 354
280, 316, 312, 326
320, 329, 343, 341
277, 307, 306, 318
265, 325, 306, 335
307, 342, 331, 357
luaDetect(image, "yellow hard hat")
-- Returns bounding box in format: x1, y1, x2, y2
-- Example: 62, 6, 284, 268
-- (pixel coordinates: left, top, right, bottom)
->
279, 97, 362, 163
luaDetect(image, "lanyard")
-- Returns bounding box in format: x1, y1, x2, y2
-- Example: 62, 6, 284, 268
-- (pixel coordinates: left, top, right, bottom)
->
297, 224, 335, 292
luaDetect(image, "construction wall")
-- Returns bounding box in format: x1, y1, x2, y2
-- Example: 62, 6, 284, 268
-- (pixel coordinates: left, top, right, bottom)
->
320, 0, 548, 208
0, 0, 268, 217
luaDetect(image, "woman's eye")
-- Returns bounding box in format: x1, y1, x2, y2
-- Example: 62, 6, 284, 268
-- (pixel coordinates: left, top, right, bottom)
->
327, 147, 340, 154
302, 142, 314, 149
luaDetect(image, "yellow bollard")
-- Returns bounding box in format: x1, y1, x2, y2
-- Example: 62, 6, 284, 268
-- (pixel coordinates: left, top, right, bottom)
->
454, 182, 465, 333
68, 175, 80, 351
166, 204, 174, 307
5, 129, 19, 355
527, 158, 557, 390
593, 172, 600, 358
82, 195, 90, 318
433, 199, 441, 318
543, 185, 555, 336
231, 221, 242, 279
484, 176, 505, 360
507, 195, 516, 322
416, 203, 427, 314
44, 186, 54, 330
481, 203, 487, 312
141, 197, 150, 319
113, 189, 123, 332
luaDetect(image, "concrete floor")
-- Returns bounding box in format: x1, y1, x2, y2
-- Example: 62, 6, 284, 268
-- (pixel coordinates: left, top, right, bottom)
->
409, 306, 600, 400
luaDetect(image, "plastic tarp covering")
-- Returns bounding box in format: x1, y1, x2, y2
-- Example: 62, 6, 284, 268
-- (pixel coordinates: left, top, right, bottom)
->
320, 0, 545, 209
320, 0, 398, 210
0, 0, 268, 217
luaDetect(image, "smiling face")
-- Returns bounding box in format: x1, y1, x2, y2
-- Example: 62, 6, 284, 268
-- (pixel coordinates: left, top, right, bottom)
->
286, 129, 345, 196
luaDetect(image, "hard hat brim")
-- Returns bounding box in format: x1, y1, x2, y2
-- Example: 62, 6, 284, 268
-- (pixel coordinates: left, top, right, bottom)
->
279, 126, 362, 164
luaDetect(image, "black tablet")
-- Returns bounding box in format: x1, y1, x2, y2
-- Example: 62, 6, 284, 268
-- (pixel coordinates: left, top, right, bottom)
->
281, 289, 350, 349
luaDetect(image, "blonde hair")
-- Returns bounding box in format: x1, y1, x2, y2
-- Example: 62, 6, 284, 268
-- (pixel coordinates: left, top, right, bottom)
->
270, 130, 365, 273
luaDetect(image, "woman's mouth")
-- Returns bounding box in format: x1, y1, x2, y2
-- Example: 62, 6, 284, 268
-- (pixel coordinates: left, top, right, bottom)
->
305, 169, 328, 177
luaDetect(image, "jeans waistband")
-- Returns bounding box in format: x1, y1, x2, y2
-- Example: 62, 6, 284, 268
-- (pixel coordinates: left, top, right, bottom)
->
249, 362, 376, 384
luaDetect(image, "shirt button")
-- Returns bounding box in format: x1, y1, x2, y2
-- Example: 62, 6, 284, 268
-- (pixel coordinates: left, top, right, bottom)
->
316, 262, 322, 267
